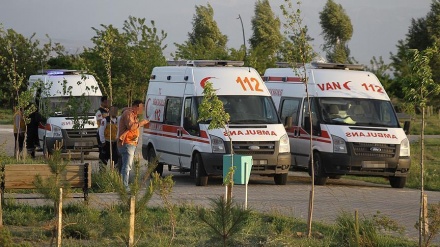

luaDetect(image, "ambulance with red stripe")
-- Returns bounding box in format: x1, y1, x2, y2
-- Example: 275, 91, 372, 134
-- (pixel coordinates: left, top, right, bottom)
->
28, 69, 102, 154
264, 62, 410, 188
142, 60, 291, 186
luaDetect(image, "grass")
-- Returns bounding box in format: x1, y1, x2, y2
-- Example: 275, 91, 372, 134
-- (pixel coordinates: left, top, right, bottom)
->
0, 108, 13, 125
0, 200, 417, 247
409, 115, 440, 135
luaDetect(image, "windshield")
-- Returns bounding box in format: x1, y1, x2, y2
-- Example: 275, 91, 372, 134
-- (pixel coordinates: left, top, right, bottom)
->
41, 96, 101, 117
197, 95, 280, 124
318, 97, 399, 128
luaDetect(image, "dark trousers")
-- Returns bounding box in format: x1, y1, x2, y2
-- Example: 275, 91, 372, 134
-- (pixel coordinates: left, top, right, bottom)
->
14, 133, 25, 153
100, 141, 119, 168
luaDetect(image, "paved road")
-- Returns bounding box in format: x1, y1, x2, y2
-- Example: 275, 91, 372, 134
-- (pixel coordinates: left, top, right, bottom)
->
1, 125, 439, 241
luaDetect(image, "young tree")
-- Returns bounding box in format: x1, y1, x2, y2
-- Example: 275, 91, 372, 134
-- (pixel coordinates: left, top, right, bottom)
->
391, 1, 440, 106
174, 4, 229, 60
197, 81, 234, 196
399, 44, 440, 246
248, 0, 283, 73
367, 56, 393, 93
319, 0, 353, 63
83, 16, 167, 107
0, 26, 49, 109
280, 0, 316, 238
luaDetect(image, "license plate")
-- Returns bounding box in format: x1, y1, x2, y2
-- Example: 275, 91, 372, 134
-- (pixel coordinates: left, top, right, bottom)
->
74, 142, 94, 148
361, 161, 386, 168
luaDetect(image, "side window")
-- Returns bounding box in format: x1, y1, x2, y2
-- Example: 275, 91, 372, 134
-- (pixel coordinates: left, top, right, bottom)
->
302, 99, 320, 135
280, 98, 301, 126
183, 97, 200, 136
164, 97, 182, 126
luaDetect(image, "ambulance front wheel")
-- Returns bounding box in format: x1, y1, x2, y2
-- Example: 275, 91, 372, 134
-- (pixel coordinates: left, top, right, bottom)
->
43, 137, 53, 157
311, 151, 328, 186
274, 173, 288, 185
389, 176, 406, 188
193, 153, 208, 186
148, 148, 163, 176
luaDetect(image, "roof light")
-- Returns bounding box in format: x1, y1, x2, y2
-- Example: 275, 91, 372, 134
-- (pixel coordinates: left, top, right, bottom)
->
311, 62, 364, 70
167, 60, 244, 67
41, 69, 88, 75
275, 62, 304, 68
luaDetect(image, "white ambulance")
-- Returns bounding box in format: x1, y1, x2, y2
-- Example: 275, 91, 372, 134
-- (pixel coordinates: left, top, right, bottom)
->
264, 62, 411, 188
142, 60, 291, 186
28, 69, 103, 154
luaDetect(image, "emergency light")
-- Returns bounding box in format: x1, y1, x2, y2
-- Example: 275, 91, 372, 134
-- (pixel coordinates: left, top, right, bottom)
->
39, 69, 88, 75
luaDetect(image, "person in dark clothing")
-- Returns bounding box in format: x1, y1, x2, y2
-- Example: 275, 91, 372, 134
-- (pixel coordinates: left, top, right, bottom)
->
95, 96, 109, 160
26, 107, 44, 158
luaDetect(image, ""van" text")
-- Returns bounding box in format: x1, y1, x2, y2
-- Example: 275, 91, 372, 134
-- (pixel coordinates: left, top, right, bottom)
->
317, 81, 351, 91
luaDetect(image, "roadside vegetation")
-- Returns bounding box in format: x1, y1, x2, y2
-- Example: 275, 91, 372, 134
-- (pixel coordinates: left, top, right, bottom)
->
0, 200, 416, 247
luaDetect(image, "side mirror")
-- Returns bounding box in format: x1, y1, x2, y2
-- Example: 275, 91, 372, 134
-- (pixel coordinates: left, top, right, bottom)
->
304, 116, 321, 136
284, 116, 293, 129
403, 121, 411, 135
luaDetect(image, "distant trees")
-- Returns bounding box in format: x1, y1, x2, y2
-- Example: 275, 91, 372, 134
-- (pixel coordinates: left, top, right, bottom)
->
174, 4, 229, 60
391, 0, 440, 107
248, 0, 283, 74
319, 0, 353, 63
3, 1, 440, 110
82, 16, 167, 107
0, 26, 53, 109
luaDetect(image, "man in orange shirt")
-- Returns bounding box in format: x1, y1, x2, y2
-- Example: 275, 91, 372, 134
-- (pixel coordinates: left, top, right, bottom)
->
117, 100, 149, 191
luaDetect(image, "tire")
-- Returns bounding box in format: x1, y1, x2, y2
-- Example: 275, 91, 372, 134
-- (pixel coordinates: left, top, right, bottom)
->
42, 137, 52, 157
148, 148, 163, 176
193, 153, 208, 186
274, 173, 288, 185
311, 152, 328, 186
389, 176, 406, 188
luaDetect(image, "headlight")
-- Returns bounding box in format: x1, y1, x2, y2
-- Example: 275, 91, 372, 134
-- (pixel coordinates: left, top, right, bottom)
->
47, 124, 63, 138
279, 134, 290, 153
400, 138, 410, 156
210, 135, 225, 153
332, 135, 347, 153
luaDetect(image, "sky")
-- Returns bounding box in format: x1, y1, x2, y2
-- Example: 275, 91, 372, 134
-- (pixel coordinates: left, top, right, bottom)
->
0, 0, 433, 66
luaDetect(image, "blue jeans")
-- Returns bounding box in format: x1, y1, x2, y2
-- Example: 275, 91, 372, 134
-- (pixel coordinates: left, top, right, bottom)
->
118, 144, 136, 189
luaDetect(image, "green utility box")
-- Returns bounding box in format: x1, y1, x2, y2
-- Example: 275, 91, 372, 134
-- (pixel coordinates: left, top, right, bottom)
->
223, 155, 253, 185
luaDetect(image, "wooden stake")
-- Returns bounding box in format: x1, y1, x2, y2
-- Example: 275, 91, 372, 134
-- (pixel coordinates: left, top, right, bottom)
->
423, 193, 429, 238
0, 192, 3, 228
57, 188, 63, 247
129, 196, 135, 247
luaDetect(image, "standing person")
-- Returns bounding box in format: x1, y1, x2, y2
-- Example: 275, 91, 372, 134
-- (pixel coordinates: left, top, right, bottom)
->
95, 96, 109, 158
26, 106, 44, 158
98, 106, 119, 170
117, 100, 149, 191
13, 107, 26, 156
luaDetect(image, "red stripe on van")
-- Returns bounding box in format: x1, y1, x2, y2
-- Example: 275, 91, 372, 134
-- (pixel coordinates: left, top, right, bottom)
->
264, 76, 302, 83
285, 126, 332, 143
144, 123, 210, 144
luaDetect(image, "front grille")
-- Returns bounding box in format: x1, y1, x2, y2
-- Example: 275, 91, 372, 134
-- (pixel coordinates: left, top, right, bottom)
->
352, 142, 396, 158
232, 141, 275, 155
65, 128, 97, 139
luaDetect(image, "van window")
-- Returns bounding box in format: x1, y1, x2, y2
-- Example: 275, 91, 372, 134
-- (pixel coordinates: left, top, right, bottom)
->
164, 97, 182, 126
40, 96, 100, 117
183, 97, 200, 136
220, 96, 279, 124
317, 98, 399, 127
280, 98, 301, 126
302, 99, 320, 135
